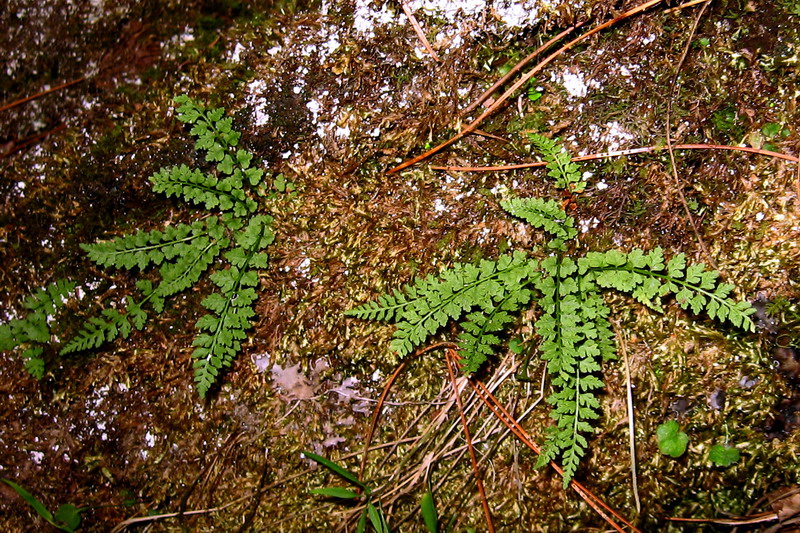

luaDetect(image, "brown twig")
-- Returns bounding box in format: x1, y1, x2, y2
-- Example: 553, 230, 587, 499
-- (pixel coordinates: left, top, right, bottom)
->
402, 2, 440, 61
358, 341, 458, 481
1, 124, 67, 159
664, 0, 715, 268
665, 0, 710, 14
461, 23, 584, 115
0, 77, 86, 114
387, 0, 664, 175
668, 511, 779, 526
445, 348, 495, 532
470, 378, 640, 533
430, 143, 800, 172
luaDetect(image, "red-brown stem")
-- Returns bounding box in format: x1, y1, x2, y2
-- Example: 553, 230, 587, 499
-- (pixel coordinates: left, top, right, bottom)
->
1, 124, 67, 158
461, 22, 584, 115
387, 0, 664, 175
402, 2, 440, 62
358, 341, 458, 481
445, 348, 495, 533
470, 378, 640, 533
0, 77, 86, 113
430, 143, 800, 172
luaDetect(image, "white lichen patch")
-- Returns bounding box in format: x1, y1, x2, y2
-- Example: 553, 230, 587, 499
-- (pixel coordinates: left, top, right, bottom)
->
587, 121, 635, 151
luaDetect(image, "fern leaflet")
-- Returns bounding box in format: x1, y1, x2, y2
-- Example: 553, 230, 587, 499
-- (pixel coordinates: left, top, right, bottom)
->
0, 280, 76, 378
81, 220, 209, 270
529, 134, 586, 192
192, 215, 274, 398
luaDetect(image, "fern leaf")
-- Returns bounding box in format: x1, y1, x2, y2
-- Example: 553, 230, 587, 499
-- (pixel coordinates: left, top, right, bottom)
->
534, 254, 612, 487
346, 290, 414, 322
21, 280, 75, 316
21, 347, 45, 379
150, 164, 256, 216
457, 285, 531, 373
156, 235, 225, 299
191, 215, 272, 398
528, 134, 586, 192
501, 197, 578, 241
0, 281, 76, 377
579, 249, 755, 331
385, 251, 537, 361
81, 222, 205, 270
60, 308, 131, 355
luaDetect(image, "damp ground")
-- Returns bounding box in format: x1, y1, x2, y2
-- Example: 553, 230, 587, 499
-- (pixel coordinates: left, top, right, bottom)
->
1, 0, 800, 531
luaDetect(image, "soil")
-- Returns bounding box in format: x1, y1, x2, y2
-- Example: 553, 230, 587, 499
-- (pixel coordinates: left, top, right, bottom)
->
1, 0, 800, 531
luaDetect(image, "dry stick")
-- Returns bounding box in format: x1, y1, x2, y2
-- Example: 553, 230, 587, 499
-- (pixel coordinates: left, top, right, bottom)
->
114, 437, 426, 533
664, 0, 715, 268
0, 77, 86, 113
668, 512, 780, 526
430, 143, 800, 172
359, 341, 458, 481
1, 124, 68, 159
405, 363, 544, 529
445, 349, 496, 533
470, 379, 640, 533
377, 363, 512, 529
613, 321, 641, 514
795, 164, 800, 215
401, 2, 440, 62
461, 22, 584, 115
387, 0, 665, 175
665, 0, 710, 14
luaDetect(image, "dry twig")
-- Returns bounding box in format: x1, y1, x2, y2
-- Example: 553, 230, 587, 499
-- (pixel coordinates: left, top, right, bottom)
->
387, 0, 665, 175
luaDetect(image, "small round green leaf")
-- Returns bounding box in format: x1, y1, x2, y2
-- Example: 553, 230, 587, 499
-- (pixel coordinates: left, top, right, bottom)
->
709, 444, 740, 467
656, 420, 689, 458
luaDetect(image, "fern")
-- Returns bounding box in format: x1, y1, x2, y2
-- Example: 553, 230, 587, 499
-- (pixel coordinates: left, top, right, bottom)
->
347, 252, 539, 362
500, 197, 578, 243
0, 280, 76, 378
62, 96, 279, 398
529, 134, 586, 192
349, 140, 755, 487
80, 220, 209, 270
192, 215, 273, 397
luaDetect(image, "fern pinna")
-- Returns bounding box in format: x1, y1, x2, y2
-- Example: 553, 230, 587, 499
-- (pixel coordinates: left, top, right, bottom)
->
348, 136, 755, 487
0, 280, 76, 379
61, 96, 275, 398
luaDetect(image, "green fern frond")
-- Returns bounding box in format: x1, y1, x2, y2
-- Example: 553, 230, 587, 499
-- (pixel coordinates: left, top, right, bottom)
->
457, 284, 532, 373
529, 134, 586, 192
21, 347, 45, 379
192, 215, 273, 398
150, 164, 257, 217
60, 306, 136, 355
500, 197, 578, 242
352, 251, 538, 369
578, 248, 756, 331
19, 279, 75, 317
533, 258, 613, 487
0, 280, 76, 378
155, 231, 227, 301
81, 221, 207, 270
60, 96, 279, 397
345, 289, 414, 322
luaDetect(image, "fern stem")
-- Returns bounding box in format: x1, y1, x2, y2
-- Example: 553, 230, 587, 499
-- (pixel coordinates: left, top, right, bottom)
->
102, 233, 202, 259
